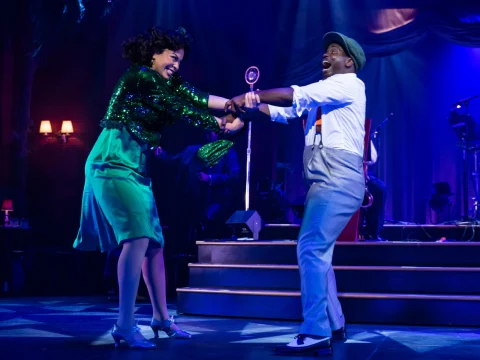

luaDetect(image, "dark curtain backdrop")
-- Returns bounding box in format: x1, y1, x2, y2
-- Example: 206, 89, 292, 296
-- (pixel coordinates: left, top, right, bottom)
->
103, 0, 292, 226
101, 1, 480, 224
100, 1, 480, 224
3, 1, 480, 245
268, 4, 480, 223
0, 1, 111, 244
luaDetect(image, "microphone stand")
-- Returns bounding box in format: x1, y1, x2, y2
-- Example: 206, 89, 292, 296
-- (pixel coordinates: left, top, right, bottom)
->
371, 113, 408, 225
370, 113, 393, 178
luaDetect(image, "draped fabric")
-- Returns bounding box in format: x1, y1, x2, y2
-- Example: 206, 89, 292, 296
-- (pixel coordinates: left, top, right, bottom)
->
429, 9, 480, 47
357, 8, 480, 223
102, 2, 480, 224
269, 6, 480, 224
0, 0, 112, 215
17, 1, 478, 227
359, 18, 429, 57
283, 8, 480, 84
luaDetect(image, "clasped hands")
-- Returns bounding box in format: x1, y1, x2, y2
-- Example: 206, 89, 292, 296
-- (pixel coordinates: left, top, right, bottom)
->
220, 91, 261, 135
225, 91, 260, 115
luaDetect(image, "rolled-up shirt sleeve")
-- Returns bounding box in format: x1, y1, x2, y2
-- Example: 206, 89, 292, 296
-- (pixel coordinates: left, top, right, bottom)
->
267, 105, 298, 124
291, 76, 356, 117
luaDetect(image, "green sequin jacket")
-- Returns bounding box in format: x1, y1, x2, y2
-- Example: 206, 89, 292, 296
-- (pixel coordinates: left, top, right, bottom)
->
100, 65, 233, 167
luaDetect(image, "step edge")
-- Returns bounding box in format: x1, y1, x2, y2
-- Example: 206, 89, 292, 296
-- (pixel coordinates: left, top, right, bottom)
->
188, 264, 480, 271
177, 288, 300, 297
197, 241, 297, 246
197, 241, 480, 246
176, 288, 480, 301
265, 223, 480, 229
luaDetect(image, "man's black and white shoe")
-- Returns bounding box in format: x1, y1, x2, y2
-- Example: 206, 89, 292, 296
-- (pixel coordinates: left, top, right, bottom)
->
273, 334, 332, 355
332, 325, 347, 341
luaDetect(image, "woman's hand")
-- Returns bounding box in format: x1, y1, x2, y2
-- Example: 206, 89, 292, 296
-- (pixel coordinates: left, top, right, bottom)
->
215, 116, 227, 131
224, 117, 244, 135
215, 113, 237, 130
215, 114, 244, 135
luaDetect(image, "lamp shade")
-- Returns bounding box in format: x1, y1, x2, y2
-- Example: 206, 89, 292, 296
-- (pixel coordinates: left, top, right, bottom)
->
61, 120, 74, 134
1, 199, 13, 211
39, 120, 52, 134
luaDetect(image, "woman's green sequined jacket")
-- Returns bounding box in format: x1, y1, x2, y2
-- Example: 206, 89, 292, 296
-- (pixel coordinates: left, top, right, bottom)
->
100, 65, 233, 166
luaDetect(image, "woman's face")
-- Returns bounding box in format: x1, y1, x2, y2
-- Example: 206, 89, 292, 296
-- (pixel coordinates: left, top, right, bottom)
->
151, 48, 185, 80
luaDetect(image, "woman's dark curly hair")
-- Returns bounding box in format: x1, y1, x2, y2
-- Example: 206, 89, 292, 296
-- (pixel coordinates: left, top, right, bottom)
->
122, 26, 193, 66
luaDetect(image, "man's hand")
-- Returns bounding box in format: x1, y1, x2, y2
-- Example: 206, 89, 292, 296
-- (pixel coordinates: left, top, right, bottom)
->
224, 93, 247, 114
155, 146, 163, 157
197, 172, 210, 183
245, 91, 260, 110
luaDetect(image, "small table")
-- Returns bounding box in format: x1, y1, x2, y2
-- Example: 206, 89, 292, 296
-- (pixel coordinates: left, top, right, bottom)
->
0, 226, 32, 294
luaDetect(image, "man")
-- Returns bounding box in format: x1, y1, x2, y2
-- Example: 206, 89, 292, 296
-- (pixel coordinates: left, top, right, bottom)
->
363, 140, 387, 241
227, 32, 366, 355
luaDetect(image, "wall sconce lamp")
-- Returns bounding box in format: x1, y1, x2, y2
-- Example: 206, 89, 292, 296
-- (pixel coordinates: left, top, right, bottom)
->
60, 120, 74, 143
39, 120, 53, 141
39, 120, 74, 143
1, 199, 14, 227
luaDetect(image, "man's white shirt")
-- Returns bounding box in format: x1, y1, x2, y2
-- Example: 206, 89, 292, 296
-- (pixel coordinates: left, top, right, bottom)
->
268, 73, 366, 157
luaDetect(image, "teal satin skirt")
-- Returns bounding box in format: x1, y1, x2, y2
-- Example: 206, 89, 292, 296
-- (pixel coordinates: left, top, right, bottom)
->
73, 128, 164, 252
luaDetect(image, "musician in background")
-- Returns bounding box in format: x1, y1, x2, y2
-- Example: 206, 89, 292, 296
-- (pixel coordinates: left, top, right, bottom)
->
363, 141, 387, 241
156, 130, 240, 253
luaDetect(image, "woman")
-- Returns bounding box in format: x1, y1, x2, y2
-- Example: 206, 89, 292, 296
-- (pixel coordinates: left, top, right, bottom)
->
73, 26, 243, 349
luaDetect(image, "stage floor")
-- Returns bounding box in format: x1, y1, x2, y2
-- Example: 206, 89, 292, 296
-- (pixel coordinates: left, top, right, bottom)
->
0, 297, 479, 360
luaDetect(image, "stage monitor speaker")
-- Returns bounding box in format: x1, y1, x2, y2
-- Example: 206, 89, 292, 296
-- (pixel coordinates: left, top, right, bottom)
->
226, 210, 262, 240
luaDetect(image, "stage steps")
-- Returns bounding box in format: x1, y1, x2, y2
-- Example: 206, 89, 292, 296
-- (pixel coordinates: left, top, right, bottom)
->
187, 264, 480, 294
259, 223, 480, 241
176, 241, 480, 326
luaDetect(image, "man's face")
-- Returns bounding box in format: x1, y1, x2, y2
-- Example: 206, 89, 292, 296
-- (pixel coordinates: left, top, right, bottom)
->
322, 43, 354, 79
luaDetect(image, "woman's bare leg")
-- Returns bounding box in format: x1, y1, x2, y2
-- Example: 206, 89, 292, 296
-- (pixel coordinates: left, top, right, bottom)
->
116, 238, 149, 328
142, 247, 181, 331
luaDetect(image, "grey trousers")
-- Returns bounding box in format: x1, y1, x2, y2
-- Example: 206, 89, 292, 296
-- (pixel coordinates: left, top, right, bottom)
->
298, 145, 364, 337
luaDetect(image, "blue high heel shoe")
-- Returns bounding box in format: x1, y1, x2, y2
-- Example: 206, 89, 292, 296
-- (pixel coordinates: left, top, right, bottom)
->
111, 323, 157, 349
150, 316, 191, 339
